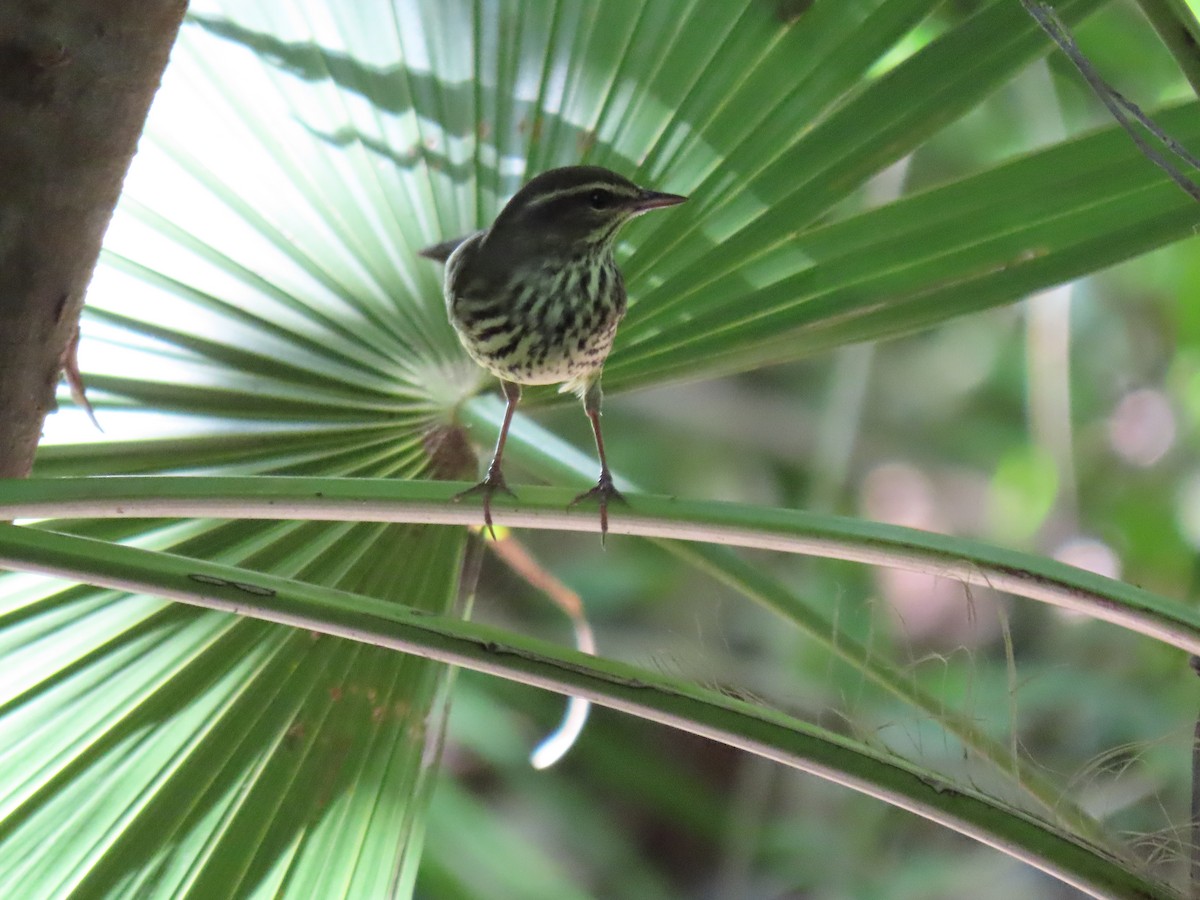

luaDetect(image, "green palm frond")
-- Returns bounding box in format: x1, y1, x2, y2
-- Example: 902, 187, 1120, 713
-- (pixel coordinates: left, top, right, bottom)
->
2, 0, 1198, 895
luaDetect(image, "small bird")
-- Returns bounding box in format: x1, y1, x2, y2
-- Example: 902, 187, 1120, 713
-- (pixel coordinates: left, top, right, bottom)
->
421, 166, 687, 537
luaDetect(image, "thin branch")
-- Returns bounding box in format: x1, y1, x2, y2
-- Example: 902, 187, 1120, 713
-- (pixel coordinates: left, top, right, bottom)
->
0, 475, 1196, 655
0, 521, 1165, 900
1022, 0, 1200, 202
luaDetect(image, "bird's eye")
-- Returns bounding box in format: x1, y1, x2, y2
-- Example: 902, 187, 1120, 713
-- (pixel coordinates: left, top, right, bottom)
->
588, 189, 612, 209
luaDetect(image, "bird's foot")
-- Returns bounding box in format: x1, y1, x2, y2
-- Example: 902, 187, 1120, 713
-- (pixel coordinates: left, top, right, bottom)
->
569, 471, 626, 542
455, 466, 516, 539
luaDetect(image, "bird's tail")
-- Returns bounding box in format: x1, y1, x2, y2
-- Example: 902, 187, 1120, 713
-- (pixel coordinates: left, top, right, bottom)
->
418, 236, 469, 263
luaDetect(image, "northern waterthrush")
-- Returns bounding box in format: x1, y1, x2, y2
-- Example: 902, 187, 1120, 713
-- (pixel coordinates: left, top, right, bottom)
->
421, 166, 687, 537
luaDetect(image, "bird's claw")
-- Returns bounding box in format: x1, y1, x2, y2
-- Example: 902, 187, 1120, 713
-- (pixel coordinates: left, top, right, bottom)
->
569, 471, 626, 542
455, 467, 516, 539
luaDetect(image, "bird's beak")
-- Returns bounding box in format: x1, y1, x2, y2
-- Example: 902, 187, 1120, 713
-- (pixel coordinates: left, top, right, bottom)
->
631, 189, 688, 214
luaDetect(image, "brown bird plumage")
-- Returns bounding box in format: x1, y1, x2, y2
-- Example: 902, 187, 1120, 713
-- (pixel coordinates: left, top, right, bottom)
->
421, 166, 686, 537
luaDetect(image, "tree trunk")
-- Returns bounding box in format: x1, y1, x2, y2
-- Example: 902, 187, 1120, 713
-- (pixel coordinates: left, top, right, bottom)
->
0, 0, 188, 477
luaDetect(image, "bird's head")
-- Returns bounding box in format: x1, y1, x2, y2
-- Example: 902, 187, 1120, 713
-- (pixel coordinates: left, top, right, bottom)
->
489, 165, 687, 256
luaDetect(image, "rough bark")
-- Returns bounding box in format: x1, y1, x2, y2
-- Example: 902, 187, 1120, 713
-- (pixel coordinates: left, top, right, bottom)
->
0, 0, 188, 477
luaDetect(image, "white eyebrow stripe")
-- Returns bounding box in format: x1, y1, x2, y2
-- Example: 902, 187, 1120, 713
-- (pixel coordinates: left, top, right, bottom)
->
521, 181, 640, 210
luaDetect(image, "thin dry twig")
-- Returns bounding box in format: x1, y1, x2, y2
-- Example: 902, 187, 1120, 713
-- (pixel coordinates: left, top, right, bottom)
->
1022, 0, 1200, 203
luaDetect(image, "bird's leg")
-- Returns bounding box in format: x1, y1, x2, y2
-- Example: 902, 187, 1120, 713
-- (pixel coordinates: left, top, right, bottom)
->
569, 378, 626, 540
456, 379, 520, 537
